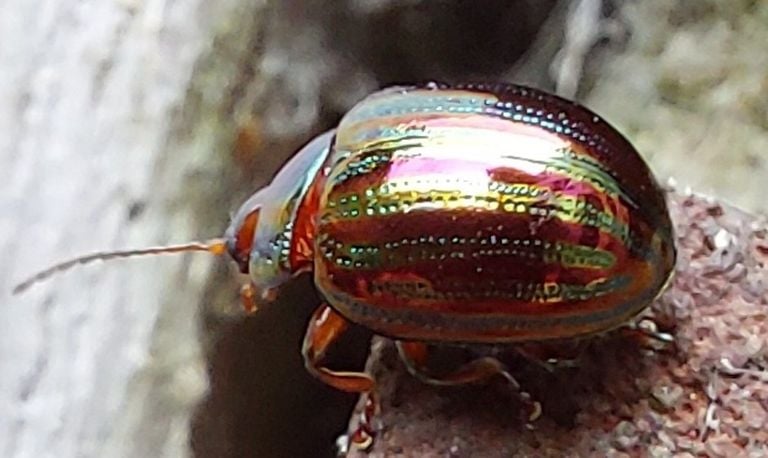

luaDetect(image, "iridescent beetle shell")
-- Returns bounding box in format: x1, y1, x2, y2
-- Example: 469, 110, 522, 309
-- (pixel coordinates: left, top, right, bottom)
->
232, 81, 675, 343
216, 81, 676, 448
303, 82, 675, 343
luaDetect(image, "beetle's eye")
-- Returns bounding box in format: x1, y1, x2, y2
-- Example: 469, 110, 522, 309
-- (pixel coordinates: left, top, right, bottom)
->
227, 208, 260, 273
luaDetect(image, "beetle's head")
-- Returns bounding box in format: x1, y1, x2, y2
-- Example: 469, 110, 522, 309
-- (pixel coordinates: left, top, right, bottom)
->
223, 130, 335, 301
222, 185, 291, 302
224, 191, 262, 274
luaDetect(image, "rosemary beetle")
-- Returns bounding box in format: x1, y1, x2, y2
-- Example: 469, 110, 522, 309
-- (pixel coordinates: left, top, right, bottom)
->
15, 82, 676, 449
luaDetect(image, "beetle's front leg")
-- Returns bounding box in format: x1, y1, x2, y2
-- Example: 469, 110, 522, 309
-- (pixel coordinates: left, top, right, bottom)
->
240, 283, 258, 313
395, 341, 542, 423
240, 282, 279, 313
302, 304, 377, 450
513, 340, 587, 372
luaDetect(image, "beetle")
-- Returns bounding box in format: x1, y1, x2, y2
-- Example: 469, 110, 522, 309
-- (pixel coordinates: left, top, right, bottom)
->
15, 81, 676, 449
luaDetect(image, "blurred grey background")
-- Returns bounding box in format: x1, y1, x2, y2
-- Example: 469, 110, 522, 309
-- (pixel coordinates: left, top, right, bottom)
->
1, 1, 766, 457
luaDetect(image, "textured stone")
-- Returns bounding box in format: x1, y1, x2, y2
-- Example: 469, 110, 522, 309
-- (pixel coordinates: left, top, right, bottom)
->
348, 191, 768, 457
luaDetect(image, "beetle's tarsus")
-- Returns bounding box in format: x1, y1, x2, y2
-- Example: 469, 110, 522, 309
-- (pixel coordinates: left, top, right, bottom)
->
350, 427, 374, 451
350, 393, 377, 450
621, 318, 676, 350
240, 283, 259, 313
526, 399, 543, 422
513, 341, 586, 372
637, 318, 675, 343
302, 304, 379, 449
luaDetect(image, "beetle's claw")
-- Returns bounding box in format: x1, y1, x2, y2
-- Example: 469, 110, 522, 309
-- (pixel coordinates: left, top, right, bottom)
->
350, 427, 374, 451
349, 393, 378, 450
239, 283, 258, 313
619, 318, 677, 353
520, 392, 543, 431
637, 318, 675, 343
517, 391, 543, 426
527, 400, 543, 422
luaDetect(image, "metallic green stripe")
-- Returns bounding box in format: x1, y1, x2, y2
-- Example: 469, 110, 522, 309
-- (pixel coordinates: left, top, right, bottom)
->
328, 136, 425, 186
319, 235, 615, 271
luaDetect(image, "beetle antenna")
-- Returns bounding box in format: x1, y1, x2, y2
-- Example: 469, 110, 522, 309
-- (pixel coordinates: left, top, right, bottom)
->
12, 238, 228, 295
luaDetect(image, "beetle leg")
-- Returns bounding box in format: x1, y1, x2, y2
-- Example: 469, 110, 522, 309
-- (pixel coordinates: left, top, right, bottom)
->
240, 282, 278, 314
396, 340, 509, 385
395, 341, 542, 423
513, 341, 586, 372
239, 283, 258, 313
619, 318, 675, 351
302, 304, 377, 450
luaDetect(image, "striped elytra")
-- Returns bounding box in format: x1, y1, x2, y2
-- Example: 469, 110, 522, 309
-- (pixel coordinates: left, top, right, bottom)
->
296, 82, 676, 343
